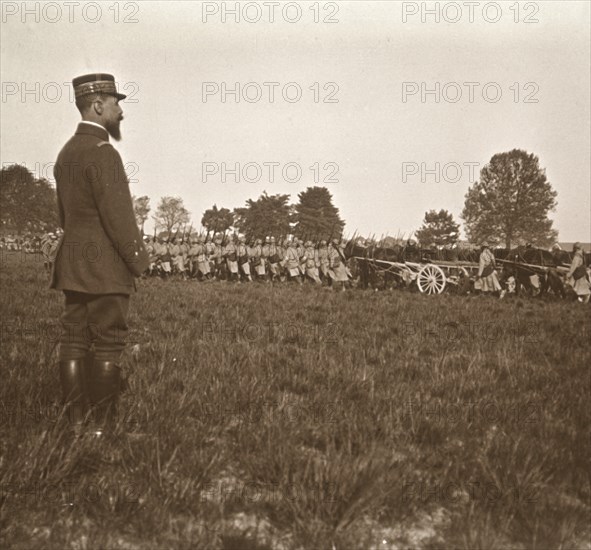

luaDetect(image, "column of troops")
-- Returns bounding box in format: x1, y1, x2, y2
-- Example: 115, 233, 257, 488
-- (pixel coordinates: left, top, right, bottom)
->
143, 234, 351, 289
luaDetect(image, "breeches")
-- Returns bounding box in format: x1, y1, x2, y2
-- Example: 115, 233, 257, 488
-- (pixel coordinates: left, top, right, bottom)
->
59, 291, 130, 362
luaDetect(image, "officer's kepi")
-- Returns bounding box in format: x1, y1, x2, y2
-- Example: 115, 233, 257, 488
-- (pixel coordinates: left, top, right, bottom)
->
72, 73, 127, 100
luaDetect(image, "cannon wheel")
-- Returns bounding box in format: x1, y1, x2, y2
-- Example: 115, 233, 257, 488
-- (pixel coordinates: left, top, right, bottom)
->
417, 264, 446, 294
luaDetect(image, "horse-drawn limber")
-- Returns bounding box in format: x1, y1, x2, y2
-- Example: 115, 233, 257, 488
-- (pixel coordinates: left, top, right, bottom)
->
347, 240, 587, 298
347, 241, 480, 294
350, 256, 478, 294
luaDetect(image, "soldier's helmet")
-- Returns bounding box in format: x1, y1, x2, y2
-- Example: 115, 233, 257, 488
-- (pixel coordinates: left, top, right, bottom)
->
320, 240, 327, 246
265, 236, 271, 243
239, 235, 246, 243
270, 237, 276, 243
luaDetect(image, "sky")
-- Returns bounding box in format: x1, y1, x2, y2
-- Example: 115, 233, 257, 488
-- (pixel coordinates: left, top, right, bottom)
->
1, 0, 590, 241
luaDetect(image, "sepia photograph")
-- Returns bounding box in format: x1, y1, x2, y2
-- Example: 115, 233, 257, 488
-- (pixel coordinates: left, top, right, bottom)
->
1, 1, 590, 548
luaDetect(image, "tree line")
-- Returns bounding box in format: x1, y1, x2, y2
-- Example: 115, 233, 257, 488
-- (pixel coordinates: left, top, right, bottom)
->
1, 149, 559, 248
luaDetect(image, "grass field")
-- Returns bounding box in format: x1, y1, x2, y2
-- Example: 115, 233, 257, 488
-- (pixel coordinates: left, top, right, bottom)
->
1, 252, 590, 549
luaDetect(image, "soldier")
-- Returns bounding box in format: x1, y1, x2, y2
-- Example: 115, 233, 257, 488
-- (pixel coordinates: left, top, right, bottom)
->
282, 239, 302, 284
261, 237, 271, 280
155, 236, 171, 277
328, 238, 349, 291
179, 234, 190, 278
237, 235, 252, 282
197, 235, 212, 280
476, 243, 504, 298
144, 236, 156, 276
205, 235, 217, 276
223, 234, 240, 282
51, 73, 148, 433
252, 238, 266, 281
267, 236, 281, 282
566, 242, 590, 303
48, 232, 61, 273
41, 232, 54, 273
170, 237, 186, 279
318, 240, 330, 284
303, 241, 321, 284
186, 235, 199, 278
212, 234, 224, 280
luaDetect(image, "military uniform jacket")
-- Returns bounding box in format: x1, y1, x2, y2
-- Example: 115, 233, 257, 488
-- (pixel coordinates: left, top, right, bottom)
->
51, 123, 148, 294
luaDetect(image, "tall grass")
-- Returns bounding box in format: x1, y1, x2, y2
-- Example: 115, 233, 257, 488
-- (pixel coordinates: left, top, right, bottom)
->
1, 253, 589, 549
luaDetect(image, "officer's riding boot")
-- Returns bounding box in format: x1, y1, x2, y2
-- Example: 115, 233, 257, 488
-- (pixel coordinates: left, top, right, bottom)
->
89, 360, 121, 434
59, 359, 89, 426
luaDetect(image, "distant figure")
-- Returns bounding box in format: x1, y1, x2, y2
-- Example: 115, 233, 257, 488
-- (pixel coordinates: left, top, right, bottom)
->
328, 238, 349, 291
566, 242, 590, 303
477, 243, 504, 298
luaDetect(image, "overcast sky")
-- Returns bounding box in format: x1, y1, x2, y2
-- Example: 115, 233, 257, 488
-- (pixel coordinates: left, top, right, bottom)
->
1, 1, 589, 241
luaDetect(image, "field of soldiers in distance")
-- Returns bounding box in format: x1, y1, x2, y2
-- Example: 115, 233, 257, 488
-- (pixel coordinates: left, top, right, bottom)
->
1, 252, 590, 550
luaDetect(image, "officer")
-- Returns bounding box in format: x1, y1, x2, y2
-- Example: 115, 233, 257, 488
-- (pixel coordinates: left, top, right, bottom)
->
51, 73, 148, 432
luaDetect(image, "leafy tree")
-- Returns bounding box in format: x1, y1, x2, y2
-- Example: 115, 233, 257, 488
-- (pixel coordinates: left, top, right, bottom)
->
461, 149, 558, 248
0, 164, 58, 233
152, 196, 190, 237
133, 195, 151, 235
292, 186, 345, 240
415, 209, 460, 247
233, 192, 292, 240
201, 204, 234, 234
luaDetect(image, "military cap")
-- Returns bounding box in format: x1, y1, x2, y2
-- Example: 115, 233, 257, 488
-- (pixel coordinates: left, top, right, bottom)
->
72, 73, 127, 101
